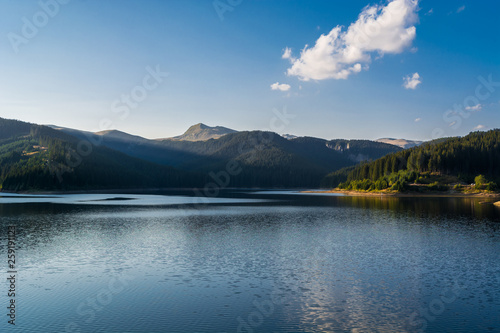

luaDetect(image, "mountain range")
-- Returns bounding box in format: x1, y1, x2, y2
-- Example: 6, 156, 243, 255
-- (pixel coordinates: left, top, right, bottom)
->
0, 118, 406, 191
50, 122, 403, 171
375, 138, 423, 149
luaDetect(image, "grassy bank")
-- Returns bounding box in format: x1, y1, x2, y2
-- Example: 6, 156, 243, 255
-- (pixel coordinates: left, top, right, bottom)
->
336, 170, 499, 195
321, 188, 500, 198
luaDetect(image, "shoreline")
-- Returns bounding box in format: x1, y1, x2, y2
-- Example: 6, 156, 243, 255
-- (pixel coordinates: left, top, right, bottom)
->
0, 188, 186, 195
304, 189, 500, 199
2, 188, 500, 202
0, 187, 308, 196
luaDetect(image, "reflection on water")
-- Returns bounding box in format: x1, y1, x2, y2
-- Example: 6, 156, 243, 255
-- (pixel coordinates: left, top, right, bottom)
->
0, 193, 265, 205
335, 195, 500, 219
0, 192, 499, 332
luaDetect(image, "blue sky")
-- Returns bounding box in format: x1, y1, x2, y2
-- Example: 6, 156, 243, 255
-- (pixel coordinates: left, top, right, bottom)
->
0, 0, 498, 141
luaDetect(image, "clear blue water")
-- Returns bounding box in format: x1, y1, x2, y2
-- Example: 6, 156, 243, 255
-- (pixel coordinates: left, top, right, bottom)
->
1, 191, 499, 332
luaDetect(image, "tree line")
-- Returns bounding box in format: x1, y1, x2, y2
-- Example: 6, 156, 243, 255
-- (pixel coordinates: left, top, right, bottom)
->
333, 130, 500, 191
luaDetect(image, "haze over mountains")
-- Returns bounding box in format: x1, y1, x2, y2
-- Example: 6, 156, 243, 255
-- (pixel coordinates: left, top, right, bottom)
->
50, 122, 424, 148
1, 117, 405, 191
51, 122, 403, 169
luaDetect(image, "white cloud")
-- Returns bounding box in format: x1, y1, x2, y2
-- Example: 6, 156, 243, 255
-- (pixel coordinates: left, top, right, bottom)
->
270, 82, 291, 92
473, 125, 486, 131
403, 72, 421, 89
465, 104, 482, 112
456, 5, 465, 13
425, 8, 433, 15
282, 47, 294, 60
414, 117, 422, 122
283, 0, 419, 81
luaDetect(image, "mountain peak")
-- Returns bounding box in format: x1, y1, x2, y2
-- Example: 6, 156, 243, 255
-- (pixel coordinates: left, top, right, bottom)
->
161, 123, 237, 142
188, 123, 209, 130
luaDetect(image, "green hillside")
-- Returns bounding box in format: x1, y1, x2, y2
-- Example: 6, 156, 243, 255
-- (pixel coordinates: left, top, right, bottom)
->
0, 118, 202, 191
335, 130, 500, 192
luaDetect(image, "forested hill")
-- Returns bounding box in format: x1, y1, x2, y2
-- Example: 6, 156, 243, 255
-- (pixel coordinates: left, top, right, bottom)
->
0, 118, 202, 191
333, 130, 500, 191
0, 118, 32, 140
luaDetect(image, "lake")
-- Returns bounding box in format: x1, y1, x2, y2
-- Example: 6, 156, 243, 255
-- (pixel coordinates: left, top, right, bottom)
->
1, 190, 499, 332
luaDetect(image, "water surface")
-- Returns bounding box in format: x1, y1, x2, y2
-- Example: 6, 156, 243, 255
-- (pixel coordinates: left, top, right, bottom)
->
1, 191, 499, 332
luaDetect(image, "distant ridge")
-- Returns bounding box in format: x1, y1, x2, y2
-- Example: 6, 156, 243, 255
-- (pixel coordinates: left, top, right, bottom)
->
376, 138, 423, 149
95, 130, 150, 143
160, 123, 237, 142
